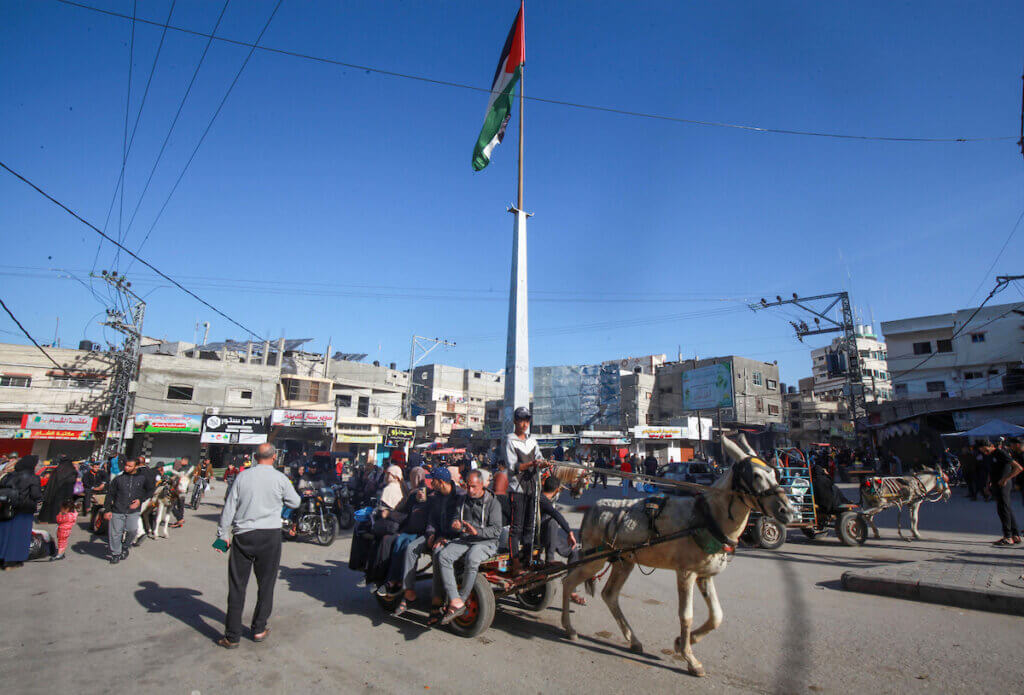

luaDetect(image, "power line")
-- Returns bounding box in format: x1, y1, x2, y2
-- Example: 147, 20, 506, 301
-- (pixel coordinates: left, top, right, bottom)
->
967, 207, 1024, 304
54, 0, 1015, 144
124, 0, 282, 271
118, 0, 231, 258
0, 296, 68, 373
0, 160, 265, 341
114, 0, 137, 269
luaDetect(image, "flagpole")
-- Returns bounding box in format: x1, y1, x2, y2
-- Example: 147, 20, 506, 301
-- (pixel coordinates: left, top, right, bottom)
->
517, 30, 524, 210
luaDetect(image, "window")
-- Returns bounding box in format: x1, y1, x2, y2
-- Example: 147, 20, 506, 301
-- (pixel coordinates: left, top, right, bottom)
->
226, 387, 253, 405
0, 375, 31, 388
241, 390, 252, 400
473, 372, 481, 379
969, 333, 986, 343
912, 342, 932, 355
167, 384, 194, 400
54, 377, 103, 390
895, 384, 908, 397
963, 371, 983, 380
752, 371, 763, 386
936, 339, 953, 353
755, 397, 764, 412
988, 369, 999, 376
859, 350, 870, 358
766, 379, 777, 390
335, 394, 352, 408
283, 378, 328, 403
357, 396, 370, 417
768, 404, 780, 416
925, 381, 946, 393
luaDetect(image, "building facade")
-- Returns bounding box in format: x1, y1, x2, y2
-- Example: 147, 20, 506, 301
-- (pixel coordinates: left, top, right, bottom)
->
411, 364, 504, 439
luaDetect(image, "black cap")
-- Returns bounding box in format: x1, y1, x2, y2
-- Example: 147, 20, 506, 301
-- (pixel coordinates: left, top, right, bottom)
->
513, 407, 532, 422
974, 438, 993, 448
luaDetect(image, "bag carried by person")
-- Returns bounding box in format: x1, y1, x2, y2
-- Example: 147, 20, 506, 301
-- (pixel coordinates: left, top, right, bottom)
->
73, 479, 85, 496
0, 483, 23, 521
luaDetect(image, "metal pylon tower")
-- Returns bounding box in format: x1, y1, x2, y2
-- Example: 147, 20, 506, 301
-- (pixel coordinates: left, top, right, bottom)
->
751, 291, 868, 432
404, 335, 456, 420
94, 271, 145, 458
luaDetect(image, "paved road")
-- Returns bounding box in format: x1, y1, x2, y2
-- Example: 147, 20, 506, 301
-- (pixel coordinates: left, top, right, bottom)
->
2, 482, 1023, 694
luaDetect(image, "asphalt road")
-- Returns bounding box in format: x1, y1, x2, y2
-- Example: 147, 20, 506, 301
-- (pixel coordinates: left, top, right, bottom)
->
2, 481, 1023, 695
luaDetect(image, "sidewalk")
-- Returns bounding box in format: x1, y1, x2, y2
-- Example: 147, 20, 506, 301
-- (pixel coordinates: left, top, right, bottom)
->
842, 553, 1024, 616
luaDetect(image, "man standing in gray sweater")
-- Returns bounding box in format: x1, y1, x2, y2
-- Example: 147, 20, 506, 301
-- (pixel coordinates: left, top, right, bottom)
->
216, 443, 300, 648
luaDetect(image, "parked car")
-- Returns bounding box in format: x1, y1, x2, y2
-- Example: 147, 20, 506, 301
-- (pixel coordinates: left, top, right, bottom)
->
655, 460, 719, 494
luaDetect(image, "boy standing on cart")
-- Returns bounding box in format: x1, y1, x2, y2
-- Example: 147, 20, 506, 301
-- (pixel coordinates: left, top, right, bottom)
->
503, 407, 550, 573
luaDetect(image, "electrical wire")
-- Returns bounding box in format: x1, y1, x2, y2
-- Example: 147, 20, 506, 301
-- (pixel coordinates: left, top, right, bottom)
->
967, 207, 1024, 304
0, 296, 68, 373
0, 159, 266, 341
124, 0, 281, 271
53, 0, 1015, 144
114, 0, 137, 269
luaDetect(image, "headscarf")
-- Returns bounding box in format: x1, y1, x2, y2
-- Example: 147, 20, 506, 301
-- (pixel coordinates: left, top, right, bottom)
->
447, 465, 463, 487
14, 454, 38, 473
53, 455, 77, 482
408, 465, 426, 490
380, 465, 405, 510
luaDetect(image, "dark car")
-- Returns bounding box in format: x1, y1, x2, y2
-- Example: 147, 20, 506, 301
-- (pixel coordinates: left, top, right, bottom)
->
655, 460, 719, 494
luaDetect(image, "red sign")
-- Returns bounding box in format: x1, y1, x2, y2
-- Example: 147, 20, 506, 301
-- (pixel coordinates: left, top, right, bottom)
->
23, 429, 97, 441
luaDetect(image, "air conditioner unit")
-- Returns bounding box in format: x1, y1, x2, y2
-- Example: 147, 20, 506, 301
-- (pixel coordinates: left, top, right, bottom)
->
205, 407, 219, 415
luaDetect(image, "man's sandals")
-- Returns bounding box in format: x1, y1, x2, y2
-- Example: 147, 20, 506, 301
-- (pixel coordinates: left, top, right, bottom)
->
993, 537, 1022, 546
439, 602, 467, 625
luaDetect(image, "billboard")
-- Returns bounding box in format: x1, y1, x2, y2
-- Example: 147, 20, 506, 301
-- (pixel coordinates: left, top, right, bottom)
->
270, 409, 336, 428
681, 363, 734, 411
133, 413, 202, 434
201, 414, 268, 445
22, 413, 97, 431
533, 364, 621, 428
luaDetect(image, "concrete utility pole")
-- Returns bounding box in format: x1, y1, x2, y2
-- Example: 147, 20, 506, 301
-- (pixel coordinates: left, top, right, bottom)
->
93, 271, 145, 458
404, 336, 455, 420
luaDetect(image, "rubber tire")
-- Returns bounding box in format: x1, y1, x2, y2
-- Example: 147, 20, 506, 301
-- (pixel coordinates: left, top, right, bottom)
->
315, 515, 337, 546
516, 582, 556, 612
337, 506, 355, 530
374, 589, 402, 612
800, 527, 822, 540
755, 518, 786, 550
447, 573, 496, 638
836, 511, 867, 546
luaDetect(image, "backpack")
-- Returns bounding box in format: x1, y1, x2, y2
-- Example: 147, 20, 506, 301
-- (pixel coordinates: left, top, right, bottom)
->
0, 482, 22, 521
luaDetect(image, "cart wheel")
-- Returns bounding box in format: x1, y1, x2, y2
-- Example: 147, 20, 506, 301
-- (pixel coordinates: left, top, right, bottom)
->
516, 582, 556, 612
836, 511, 867, 546
448, 574, 496, 638
374, 588, 401, 612
800, 527, 822, 540
738, 526, 757, 548
755, 518, 786, 550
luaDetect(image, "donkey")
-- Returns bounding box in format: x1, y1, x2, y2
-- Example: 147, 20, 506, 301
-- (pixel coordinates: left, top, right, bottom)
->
551, 464, 591, 498
860, 469, 950, 541
140, 467, 194, 539
560, 435, 799, 677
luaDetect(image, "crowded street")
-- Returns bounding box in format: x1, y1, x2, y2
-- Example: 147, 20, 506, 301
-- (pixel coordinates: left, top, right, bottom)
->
2, 478, 1021, 695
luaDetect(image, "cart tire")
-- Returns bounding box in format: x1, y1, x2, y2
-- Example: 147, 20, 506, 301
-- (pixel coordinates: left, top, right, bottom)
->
338, 507, 355, 530
316, 515, 337, 546
738, 526, 757, 548
374, 589, 401, 612
516, 582, 556, 612
448, 574, 496, 638
755, 518, 786, 550
836, 511, 867, 546
800, 528, 822, 540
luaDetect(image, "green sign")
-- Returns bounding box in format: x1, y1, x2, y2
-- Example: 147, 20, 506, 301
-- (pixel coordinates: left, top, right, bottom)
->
681, 363, 734, 410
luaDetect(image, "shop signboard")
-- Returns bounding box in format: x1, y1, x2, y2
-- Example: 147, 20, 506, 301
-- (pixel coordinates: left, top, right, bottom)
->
271, 409, 336, 428
201, 414, 268, 445
9, 428, 96, 441
133, 413, 202, 434
22, 413, 97, 431
681, 363, 734, 411
336, 433, 382, 444
579, 436, 630, 445
633, 426, 685, 440
383, 426, 415, 448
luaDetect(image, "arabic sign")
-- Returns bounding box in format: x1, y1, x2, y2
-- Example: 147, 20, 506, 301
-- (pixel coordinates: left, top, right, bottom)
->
336, 433, 382, 444
10, 429, 96, 441
201, 414, 268, 445
270, 409, 336, 428
383, 425, 415, 447
22, 413, 97, 431
681, 363, 734, 410
133, 413, 202, 434
633, 426, 685, 440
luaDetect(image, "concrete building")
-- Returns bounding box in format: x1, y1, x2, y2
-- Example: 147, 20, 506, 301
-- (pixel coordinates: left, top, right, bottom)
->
809, 327, 892, 402
654, 356, 784, 427
0, 342, 116, 460
882, 302, 1024, 400
411, 364, 504, 439
785, 377, 848, 449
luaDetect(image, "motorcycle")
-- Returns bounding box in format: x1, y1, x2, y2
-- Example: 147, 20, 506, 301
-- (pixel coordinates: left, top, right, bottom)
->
283, 487, 337, 546
327, 483, 356, 530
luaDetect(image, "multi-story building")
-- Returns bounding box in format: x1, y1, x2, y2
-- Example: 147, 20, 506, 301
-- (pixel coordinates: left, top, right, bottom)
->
809, 327, 892, 402
785, 377, 849, 449
882, 302, 1024, 400
0, 341, 116, 460
411, 364, 504, 438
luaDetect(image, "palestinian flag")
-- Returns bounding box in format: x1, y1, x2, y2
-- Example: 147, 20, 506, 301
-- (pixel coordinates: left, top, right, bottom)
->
471, 3, 525, 171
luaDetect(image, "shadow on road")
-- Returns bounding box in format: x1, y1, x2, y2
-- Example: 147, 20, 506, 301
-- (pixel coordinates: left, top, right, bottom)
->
70, 538, 108, 560
134, 580, 225, 641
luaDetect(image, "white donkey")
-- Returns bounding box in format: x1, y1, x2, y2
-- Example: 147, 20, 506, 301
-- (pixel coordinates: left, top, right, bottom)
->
561, 435, 799, 677
860, 469, 950, 541
140, 466, 194, 539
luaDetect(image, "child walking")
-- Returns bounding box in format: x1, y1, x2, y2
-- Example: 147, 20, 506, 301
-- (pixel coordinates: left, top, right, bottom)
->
52, 499, 78, 561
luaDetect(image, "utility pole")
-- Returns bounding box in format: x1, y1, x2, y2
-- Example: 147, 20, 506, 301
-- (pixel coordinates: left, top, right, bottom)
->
93, 271, 145, 459
751, 291, 870, 454
404, 335, 456, 420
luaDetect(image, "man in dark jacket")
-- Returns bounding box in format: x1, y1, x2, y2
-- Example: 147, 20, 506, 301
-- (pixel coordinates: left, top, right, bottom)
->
81, 460, 108, 514
104, 458, 154, 563
435, 469, 502, 624
978, 439, 1023, 545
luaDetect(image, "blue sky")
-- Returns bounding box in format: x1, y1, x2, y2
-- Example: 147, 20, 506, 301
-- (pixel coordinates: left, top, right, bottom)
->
2, 0, 1022, 386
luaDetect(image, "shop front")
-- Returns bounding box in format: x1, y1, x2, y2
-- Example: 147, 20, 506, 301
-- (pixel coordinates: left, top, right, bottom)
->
270, 409, 336, 464
335, 432, 382, 466
131, 413, 202, 465
200, 414, 269, 467
0, 413, 102, 461
577, 431, 631, 463
633, 418, 713, 463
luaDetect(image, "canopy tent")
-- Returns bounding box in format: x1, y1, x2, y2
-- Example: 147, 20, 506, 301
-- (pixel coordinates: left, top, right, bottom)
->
944, 418, 1024, 438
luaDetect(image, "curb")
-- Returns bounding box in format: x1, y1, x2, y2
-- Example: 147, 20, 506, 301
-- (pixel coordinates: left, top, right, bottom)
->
841, 571, 1024, 617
